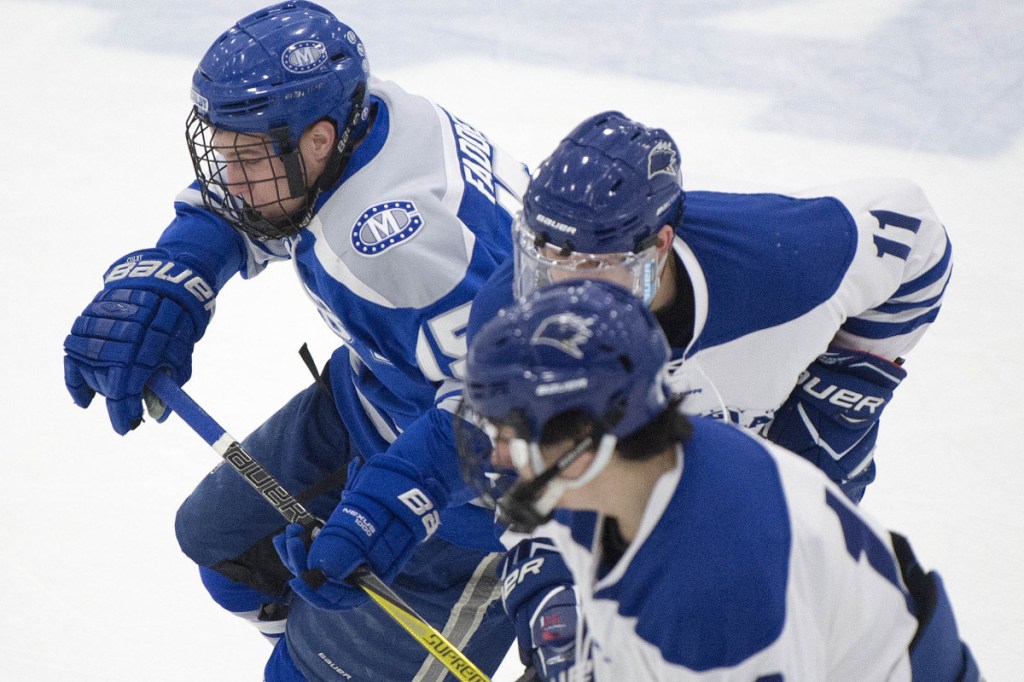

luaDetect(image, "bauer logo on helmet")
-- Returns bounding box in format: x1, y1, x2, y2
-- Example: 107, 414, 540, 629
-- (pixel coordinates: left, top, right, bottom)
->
534, 213, 578, 236
536, 377, 590, 397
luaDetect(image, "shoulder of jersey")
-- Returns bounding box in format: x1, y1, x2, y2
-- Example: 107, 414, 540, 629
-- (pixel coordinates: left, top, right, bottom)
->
303, 78, 487, 309
680, 189, 859, 347
597, 417, 792, 670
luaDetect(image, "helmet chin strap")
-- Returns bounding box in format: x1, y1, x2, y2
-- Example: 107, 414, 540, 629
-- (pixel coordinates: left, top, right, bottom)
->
497, 433, 617, 532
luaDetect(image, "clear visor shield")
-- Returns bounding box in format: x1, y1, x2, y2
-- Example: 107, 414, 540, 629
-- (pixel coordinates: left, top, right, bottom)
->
513, 214, 661, 305
453, 402, 522, 508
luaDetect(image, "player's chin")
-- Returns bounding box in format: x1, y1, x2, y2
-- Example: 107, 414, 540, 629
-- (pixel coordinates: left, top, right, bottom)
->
554, 487, 592, 512
254, 202, 302, 225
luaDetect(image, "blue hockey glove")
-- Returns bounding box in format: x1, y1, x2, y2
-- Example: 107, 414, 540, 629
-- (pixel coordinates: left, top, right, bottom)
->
274, 455, 446, 610
766, 346, 906, 502
528, 586, 587, 681
502, 539, 589, 682
273, 524, 343, 610
890, 533, 982, 682
63, 250, 215, 434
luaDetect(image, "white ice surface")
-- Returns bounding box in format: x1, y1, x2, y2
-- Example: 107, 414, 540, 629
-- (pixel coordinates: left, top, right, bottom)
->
2, 1, 1021, 680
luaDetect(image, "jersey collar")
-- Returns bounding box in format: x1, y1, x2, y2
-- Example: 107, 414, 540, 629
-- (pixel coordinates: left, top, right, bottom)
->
672, 236, 708, 357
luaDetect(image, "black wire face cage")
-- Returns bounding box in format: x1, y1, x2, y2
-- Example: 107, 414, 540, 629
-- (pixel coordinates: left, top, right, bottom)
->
185, 109, 314, 240
453, 400, 522, 510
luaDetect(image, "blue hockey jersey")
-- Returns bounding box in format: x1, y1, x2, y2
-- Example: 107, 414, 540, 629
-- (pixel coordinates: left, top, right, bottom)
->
165, 78, 529, 548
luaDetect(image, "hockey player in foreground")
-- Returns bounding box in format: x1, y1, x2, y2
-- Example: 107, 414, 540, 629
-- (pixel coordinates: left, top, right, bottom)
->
467, 111, 954, 680
62, 2, 530, 679
459, 278, 981, 681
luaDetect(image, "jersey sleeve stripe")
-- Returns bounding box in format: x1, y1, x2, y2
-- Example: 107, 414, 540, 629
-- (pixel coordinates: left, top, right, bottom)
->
841, 307, 941, 340
872, 280, 949, 314
892, 238, 952, 298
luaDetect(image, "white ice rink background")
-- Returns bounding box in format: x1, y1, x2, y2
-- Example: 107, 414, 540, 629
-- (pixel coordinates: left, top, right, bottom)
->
2, 0, 1022, 679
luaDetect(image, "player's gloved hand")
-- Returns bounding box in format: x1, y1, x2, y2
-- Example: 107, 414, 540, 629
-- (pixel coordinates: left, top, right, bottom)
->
501, 539, 590, 682
525, 586, 588, 682
273, 455, 446, 610
63, 250, 216, 434
766, 345, 906, 502
890, 533, 983, 682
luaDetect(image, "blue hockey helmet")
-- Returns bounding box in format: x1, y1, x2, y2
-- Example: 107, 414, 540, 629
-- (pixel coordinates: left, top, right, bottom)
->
461, 279, 672, 530
466, 278, 671, 446
191, 1, 369, 145
514, 111, 685, 304
185, 1, 371, 239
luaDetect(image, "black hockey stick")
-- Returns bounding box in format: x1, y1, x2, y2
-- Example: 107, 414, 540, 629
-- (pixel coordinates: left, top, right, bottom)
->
146, 373, 492, 682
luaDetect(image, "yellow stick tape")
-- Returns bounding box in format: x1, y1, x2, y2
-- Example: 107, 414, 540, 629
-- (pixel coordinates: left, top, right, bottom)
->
361, 585, 493, 682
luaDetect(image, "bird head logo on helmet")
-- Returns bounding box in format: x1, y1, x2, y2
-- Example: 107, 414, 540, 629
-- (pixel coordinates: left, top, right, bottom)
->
185, 1, 371, 240
513, 111, 685, 306
457, 278, 672, 531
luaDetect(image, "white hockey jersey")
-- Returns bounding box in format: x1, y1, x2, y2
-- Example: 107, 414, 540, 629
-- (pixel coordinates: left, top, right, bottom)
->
469, 179, 951, 482
667, 179, 949, 434
541, 416, 919, 681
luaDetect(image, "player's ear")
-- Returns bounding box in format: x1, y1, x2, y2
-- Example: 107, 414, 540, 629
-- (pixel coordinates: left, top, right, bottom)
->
656, 224, 675, 255
303, 120, 337, 163
558, 449, 597, 483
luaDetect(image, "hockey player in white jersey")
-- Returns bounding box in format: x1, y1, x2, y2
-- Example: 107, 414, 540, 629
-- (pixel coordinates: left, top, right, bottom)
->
459, 278, 980, 681
465, 112, 953, 680
62, 2, 530, 679
472, 111, 951, 503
